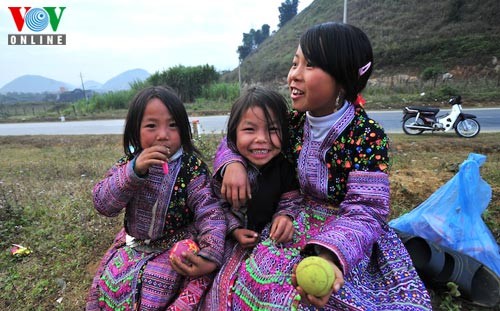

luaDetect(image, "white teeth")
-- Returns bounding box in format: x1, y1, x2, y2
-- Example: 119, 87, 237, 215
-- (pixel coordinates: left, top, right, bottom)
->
252, 150, 269, 154
292, 88, 304, 95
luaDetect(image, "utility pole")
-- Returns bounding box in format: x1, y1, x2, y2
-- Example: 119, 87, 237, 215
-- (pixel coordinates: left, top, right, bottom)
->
343, 0, 347, 23
238, 60, 242, 95
80, 72, 89, 104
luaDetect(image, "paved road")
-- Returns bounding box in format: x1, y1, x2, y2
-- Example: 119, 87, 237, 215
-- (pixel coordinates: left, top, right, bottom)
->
1, 108, 498, 136
0, 116, 230, 136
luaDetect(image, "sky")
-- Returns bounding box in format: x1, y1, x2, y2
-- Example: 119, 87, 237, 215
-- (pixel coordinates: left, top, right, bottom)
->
0, 0, 314, 88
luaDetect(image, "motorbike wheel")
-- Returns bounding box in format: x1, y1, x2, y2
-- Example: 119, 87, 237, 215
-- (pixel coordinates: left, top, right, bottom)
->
402, 116, 425, 135
455, 118, 480, 138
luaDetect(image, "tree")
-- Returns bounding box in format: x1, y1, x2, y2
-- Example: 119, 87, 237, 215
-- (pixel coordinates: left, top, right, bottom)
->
278, 0, 298, 28
146, 65, 219, 102
421, 66, 444, 88
237, 33, 254, 61
237, 24, 271, 61
254, 24, 270, 45
261, 24, 270, 38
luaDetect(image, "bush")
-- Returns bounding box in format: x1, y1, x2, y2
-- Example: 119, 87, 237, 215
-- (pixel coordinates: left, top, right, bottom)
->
421, 66, 444, 82
200, 83, 240, 102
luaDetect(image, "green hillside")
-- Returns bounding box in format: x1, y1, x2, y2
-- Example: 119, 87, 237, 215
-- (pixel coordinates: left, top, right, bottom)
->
224, 0, 500, 85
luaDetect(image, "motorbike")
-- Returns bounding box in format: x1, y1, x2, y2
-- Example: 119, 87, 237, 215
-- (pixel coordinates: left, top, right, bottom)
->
402, 95, 480, 138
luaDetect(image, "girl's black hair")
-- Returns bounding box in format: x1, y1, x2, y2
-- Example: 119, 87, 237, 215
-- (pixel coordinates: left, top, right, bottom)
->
300, 22, 373, 104
123, 85, 198, 159
226, 86, 290, 154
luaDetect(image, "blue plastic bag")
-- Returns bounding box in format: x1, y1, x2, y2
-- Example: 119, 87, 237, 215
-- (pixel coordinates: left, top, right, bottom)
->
389, 153, 500, 276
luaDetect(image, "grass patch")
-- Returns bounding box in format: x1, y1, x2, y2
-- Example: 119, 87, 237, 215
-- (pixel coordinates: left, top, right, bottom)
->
0, 133, 498, 310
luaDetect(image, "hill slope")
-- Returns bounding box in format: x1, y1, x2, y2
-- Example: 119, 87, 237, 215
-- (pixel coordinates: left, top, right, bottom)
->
226, 0, 500, 84
0, 75, 76, 93
100, 68, 150, 91
0, 69, 150, 95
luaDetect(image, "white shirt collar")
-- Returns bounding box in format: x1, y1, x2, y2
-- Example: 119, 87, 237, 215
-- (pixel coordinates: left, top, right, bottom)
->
306, 102, 349, 141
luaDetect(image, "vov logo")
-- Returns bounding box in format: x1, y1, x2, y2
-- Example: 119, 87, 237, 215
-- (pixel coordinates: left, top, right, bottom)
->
8, 7, 67, 45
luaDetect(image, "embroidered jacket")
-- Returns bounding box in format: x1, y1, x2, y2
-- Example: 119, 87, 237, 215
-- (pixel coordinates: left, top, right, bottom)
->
93, 151, 226, 266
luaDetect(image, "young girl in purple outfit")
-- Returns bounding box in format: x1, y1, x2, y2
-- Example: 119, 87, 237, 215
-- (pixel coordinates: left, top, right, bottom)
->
209, 22, 432, 310
86, 86, 226, 311
201, 86, 302, 309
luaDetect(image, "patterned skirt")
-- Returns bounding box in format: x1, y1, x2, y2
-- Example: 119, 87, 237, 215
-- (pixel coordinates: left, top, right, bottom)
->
202, 240, 252, 310
86, 228, 209, 311
230, 203, 432, 311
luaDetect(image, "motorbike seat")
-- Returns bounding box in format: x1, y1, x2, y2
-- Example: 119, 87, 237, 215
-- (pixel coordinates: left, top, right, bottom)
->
406, 106, 440, 114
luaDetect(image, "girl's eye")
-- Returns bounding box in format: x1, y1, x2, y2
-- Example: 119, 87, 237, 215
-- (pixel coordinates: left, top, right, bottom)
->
145, 123, 156, 128
306, 61, 314, 67
269, 127, 279, 133
169, 122, 177, 128
242, 127, 254, 132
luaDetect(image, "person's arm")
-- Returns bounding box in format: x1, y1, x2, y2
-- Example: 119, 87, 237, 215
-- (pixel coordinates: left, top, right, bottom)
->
269, 189, 301, 243
92, 158, 145, 217
273, 159, 302, 221
212, 174, 244, 234
168, 156, 227, 278
188, 159, 227, 267
213, 137, 252, 208
94, 145, 171, 216
213, 137, 246, 174
307, 122, 390, 276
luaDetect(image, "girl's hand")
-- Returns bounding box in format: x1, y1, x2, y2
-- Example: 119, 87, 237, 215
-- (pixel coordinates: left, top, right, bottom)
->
221, 162, 251, 209
270, 215, 294, 243
134, 145, 170, 176
232, 228, 259, 248
291, 254, 345, 308
170, 251, 217, 278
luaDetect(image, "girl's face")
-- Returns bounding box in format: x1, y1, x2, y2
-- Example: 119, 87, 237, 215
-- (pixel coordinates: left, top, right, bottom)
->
236, 106, 281, 169
140, 98, 181, 154
287, 45, 339, 117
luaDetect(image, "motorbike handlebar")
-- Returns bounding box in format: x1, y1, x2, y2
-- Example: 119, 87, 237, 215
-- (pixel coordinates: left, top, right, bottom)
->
448, 95, 462, 106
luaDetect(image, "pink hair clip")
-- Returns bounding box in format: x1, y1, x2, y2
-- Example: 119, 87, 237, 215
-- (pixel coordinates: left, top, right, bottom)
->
358, 61, 371, 77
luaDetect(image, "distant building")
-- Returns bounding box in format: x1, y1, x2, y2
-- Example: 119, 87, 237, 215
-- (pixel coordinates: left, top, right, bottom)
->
57, 88, 94, 102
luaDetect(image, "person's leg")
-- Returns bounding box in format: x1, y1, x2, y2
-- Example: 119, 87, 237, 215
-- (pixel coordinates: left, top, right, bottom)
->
140, 251, 182, 311
166, 274, 213, 311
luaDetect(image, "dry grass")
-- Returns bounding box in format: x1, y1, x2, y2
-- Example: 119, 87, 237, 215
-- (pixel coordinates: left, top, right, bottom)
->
0, 133, 498, 310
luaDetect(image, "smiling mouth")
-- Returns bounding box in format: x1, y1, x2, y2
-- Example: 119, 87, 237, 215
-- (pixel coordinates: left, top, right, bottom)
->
291, 87, 304, 95
251, 149, 270, 154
